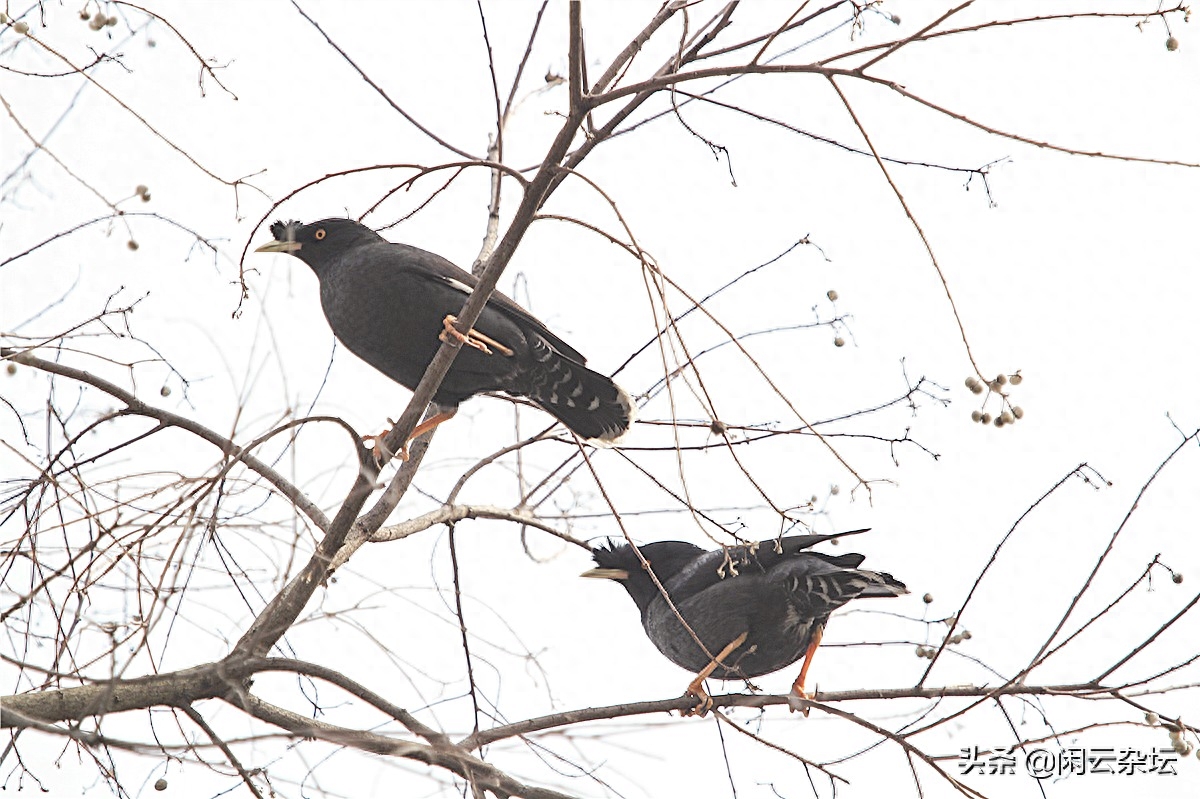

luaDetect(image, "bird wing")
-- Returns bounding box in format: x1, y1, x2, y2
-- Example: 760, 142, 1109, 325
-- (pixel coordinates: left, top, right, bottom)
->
773, 553, 903, 621
643, 569, 764, 674
662, 530, 872, 600
392, 243, 588, 363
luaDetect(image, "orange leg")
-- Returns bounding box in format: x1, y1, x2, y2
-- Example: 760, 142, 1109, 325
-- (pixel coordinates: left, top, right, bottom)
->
683, 630, 748, 717
439, 315, 514, 357
406, 408, 457, 449
789, 624, 824, 716
363, 409, 458, 463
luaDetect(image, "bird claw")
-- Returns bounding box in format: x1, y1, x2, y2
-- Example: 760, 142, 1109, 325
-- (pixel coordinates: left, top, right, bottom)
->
439, 315, 514, 357
681, 690, 714, 718
363, 422, 410, 464
682, 676, 715, 717
788, 685, 815, 717
440, 315, 492, 355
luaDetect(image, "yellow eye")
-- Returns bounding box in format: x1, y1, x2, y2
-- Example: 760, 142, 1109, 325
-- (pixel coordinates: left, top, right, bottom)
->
314, 228, 326, 240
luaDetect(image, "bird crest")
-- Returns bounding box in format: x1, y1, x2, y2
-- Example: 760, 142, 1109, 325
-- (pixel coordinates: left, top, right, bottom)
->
269, 220, 301, 242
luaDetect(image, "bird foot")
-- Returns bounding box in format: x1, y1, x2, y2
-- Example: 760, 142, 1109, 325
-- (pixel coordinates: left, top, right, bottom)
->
440, 315, 491, 354
787, 684, 815, 717
439, 315, 514, 357
681, 677, 714, 717
363, 422, 410, 463
681, 690, 714, 718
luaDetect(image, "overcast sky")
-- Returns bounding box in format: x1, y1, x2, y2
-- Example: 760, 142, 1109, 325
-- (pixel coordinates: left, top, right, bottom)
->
2, 2, 1199, 798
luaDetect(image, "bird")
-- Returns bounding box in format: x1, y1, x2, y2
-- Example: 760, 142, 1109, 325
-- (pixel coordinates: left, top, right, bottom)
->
581, 529, 907, 715
255, 218, 635, 457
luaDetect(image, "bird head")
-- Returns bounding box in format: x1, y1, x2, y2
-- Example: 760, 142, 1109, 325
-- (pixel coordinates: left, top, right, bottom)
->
582, 539, 704, 614
254, 218, 383, 273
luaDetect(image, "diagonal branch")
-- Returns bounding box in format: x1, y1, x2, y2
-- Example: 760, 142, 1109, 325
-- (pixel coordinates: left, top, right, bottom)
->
826, 74, 983, 377
289, 0, 477, 160
0, 348, 330, 532
180, 705, 265, 799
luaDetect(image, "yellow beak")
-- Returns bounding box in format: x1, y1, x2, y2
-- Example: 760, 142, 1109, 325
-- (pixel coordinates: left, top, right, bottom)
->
254, 240, 301, 254
580, 567, 630, 580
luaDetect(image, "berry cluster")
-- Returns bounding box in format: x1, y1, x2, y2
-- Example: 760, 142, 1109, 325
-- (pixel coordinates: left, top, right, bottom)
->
123, 186, 151, 251
914, 599, 972, 659
1145, 709, 1198, 757
826, 290, 847, 347
0, 12, 30, 33
965, 372, 1024, 428
80, 9, 119, 30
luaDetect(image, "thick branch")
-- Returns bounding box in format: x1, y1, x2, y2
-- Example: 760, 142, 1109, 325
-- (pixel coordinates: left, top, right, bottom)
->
0, 662, 234, 725
228, 693, 578, 799
459, 681, 1112, 750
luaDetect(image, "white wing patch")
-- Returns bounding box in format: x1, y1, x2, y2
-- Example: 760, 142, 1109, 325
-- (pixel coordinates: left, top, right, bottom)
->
440, 275, 475, 296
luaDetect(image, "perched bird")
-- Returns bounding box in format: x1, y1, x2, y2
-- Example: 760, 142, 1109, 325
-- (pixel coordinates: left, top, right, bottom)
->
582, 530, 907, 714
255, 219, 634, 455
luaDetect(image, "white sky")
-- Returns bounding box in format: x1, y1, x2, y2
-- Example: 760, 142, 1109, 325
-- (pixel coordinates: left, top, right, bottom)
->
2, 2, 1199, 798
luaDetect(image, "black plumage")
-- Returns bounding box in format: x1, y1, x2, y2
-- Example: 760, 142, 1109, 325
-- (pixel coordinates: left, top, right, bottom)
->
255, 219, 634, 446
582, 530, 906, 712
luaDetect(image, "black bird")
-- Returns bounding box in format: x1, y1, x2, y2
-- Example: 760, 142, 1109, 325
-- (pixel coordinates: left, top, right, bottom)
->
582, 530, 907, 714
255, 219, 634, 455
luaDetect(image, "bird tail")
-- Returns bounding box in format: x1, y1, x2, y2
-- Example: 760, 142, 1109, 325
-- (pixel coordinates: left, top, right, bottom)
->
855, 569, 908, 598
525, 346, 635, 444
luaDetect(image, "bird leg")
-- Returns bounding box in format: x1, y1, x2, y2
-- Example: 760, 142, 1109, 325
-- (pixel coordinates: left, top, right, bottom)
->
363, 409, 458, 463
683, 631, 748, 717
439, 315, 515, 357
788, 624, 824, 716
406, 408, 457, 449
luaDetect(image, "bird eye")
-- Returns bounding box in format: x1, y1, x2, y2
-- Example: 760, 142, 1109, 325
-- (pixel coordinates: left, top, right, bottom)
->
314, 228, 326, 240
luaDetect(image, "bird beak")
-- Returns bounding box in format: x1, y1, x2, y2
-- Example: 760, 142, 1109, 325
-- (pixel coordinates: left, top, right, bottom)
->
580, 567, 629, 580
254, 240, 302, 254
